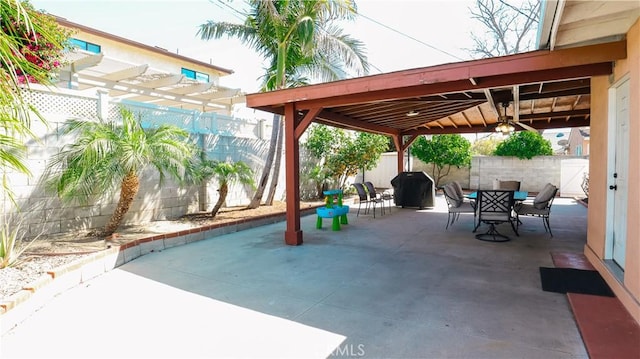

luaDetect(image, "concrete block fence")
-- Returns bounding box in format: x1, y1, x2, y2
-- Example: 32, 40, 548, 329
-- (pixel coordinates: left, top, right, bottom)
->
362, 152, 588, 197
3, 87, 289, 237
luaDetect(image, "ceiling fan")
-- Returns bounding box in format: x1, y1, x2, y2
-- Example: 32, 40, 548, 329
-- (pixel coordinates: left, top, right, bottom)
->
494, 102, 538, 134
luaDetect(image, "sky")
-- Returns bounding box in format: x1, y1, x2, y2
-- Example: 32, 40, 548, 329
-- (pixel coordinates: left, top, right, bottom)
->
30, 0, 482, 94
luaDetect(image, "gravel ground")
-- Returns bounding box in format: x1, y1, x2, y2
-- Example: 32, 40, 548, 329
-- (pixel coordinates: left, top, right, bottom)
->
1, 254, 89, 300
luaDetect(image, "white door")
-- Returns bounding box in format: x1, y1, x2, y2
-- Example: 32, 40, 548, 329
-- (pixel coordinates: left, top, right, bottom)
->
611, 79, 630, 268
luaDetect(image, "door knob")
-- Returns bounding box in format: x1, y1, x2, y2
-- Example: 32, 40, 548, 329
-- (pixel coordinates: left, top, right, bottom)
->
609, 185, 617, 190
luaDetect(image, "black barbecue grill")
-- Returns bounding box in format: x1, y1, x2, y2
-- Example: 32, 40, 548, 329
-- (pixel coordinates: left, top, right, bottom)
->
390, 171, 435, 209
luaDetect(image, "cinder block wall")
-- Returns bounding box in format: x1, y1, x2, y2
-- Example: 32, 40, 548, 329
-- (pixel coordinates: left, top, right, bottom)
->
364, 153, 587, 195
4, 88, 282, 238
470, 156, 560, 192
412, 157, 470, 189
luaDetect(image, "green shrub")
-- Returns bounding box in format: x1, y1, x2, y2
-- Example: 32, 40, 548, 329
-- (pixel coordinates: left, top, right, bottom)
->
493, 131, 553, 159
0, 219, 35, 269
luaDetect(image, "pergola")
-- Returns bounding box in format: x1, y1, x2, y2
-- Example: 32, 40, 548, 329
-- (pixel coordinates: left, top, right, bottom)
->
245, 40, 626, 245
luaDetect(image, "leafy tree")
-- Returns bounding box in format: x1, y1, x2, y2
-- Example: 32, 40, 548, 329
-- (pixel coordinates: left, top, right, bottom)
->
471, 136, 503, 155
304, 124, 349, 195
304, 125, 387, 191
306, 164, 331, 199
411, 134, 472, 188
329, 131, 388, 189
0, 0, 71, 200
304, 124, 350, 160
303, 124, 344, 197
198, 159, 255, 217
43, 107, 198, 237
198, 0, 368, 208
493, 131, 553, 159
468, 0, 540, 58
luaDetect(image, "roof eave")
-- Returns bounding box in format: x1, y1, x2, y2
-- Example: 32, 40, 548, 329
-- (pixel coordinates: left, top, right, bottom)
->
54, 16, 235, 76
536, 0, 560, 50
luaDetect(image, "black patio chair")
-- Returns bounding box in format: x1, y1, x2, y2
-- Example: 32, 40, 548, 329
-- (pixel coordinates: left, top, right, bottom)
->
352, 182, 380, 217
473, 190, 518, 242
364, 181, 390, 214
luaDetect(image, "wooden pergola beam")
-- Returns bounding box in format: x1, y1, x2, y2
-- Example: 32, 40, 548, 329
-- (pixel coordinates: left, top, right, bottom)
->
246, 41, 625, 110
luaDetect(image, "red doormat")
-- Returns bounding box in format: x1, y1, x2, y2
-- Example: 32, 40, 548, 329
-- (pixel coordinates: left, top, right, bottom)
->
568, 293, 640, 359
550, 251, 595, 270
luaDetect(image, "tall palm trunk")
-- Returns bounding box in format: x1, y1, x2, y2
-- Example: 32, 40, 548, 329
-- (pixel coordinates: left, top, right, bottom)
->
211, 182, 228, 217
103, 171, 139, 236
246, 113, 279, 209
266, 115, 283, 205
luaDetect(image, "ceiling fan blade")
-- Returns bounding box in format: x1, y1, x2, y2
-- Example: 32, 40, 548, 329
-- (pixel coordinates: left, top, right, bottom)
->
515, 121, 538, 133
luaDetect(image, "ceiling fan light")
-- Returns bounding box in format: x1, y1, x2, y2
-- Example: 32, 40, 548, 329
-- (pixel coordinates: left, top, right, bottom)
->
495, 122, 514, 134
406, 110, 419, 117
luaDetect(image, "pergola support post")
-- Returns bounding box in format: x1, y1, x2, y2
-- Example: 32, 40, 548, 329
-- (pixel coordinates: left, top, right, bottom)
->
393, 134, 420, 174
284, 103, 302, 245
283, 105, 322, 246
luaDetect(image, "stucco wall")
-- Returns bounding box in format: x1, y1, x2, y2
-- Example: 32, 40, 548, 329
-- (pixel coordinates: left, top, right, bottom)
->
623, 14, 640, 313
586, 18, 640, 322
587, 76, 610, 258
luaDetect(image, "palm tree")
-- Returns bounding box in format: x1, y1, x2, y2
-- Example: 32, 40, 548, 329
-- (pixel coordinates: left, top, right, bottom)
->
199, 159, 255, 217
198, 0, 368, 208
43, 107, 198, 237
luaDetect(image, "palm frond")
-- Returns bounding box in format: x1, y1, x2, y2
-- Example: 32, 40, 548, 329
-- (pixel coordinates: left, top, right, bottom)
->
42, 107, 197, 205
200, 0, 368, 91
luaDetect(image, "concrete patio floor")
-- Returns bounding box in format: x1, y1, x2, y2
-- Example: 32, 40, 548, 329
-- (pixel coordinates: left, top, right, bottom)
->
1, 195, 588, 358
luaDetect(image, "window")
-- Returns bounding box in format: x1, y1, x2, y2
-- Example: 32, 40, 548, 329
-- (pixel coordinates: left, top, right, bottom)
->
69, 38, 101, 54
181, 68, 209, 83
576, 145, 583, 156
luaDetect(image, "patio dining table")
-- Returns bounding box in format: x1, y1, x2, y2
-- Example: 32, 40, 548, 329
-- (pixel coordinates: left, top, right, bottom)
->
467, 190, 528, 201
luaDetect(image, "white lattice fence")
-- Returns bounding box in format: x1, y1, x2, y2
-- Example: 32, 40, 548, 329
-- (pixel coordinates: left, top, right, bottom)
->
24, 88, 98, 119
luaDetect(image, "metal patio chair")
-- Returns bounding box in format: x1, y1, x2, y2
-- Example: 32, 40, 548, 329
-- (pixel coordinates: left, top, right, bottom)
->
473, 190, 518, 242
515, 183, 558, 236
443, 183, 476, 229
352, 182, 380, 217
364, 181, 390, 215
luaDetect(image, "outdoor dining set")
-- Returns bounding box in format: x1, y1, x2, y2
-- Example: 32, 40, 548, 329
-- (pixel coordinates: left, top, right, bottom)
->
442, 180, 559, 242
330, 177, 558, 242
